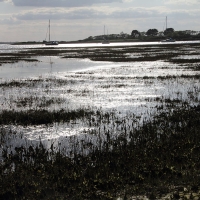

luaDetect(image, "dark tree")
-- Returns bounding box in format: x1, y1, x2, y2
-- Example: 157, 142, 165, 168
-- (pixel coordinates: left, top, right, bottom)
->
164, 28, 174, 35
131, 30, 140, 37
146, 29, 158, 36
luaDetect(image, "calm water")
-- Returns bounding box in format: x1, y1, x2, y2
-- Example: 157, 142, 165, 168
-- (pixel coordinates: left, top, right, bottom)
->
0, 41, 200, 153
0, 56, 117, 80
0, 40, 200, 80
1, 40, 200, 50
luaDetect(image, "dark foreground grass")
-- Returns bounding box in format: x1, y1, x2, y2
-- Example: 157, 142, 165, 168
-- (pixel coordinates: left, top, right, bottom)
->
0, 109, 94, 126
0, 105, 200, 199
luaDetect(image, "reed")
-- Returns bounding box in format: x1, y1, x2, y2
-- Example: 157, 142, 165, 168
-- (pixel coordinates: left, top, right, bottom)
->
0, 102, 200, 199
0, 108, 94, 126
0, 42, 200, 199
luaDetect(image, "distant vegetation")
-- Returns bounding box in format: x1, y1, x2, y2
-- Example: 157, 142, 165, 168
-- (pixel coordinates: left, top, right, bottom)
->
9, 28, 200, 45
84, 28, 200, 42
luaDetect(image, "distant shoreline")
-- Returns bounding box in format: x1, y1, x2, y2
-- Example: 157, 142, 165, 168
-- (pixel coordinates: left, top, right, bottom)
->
2, 37, 199, 45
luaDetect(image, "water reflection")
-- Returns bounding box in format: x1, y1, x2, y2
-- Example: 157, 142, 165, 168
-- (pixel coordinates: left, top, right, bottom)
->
0, 42, 199, 153
1, 40, 200, 51
0, 56, 116, 80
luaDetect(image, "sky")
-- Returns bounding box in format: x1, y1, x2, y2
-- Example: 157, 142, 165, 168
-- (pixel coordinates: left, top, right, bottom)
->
0, 0, 200, 42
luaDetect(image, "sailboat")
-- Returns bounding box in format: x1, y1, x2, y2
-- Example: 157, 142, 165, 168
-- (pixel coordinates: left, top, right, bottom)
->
102, 25, 110, 44
161, 16, 176, 43
45, 20, 58, 45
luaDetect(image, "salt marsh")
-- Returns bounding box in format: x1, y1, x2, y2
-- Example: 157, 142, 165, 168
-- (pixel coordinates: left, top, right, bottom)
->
0, 42, 199, 153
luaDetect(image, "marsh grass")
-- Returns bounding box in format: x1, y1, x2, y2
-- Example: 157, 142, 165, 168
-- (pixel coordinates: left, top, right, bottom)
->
0, 42, 200, 199
0, 108, 94, 126
0, 79, 44, 88
1, 43, 200, 64
0, 104, 200, 199
14, 96, 65, 108
170, 58, 200, 64
0, 55, 39, 64
0, 78, 77, 88
60, 43, 200, 63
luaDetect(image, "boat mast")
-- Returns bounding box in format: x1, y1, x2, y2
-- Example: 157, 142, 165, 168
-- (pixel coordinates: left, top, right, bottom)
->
166, 16, 167, 30
49, 19, 50, 42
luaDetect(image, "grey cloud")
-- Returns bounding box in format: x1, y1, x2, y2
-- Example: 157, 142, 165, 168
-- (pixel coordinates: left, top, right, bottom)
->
0, 18, 21, 25
12, 0, 122, 7
14, 7, 198, 21
14, 9, 107, 21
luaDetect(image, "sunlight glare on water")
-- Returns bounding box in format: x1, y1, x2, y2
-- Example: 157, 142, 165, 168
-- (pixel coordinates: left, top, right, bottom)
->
0, 41, 200, 151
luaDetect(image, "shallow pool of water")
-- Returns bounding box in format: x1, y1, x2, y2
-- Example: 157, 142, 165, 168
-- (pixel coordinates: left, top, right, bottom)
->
0, 56, 117, 80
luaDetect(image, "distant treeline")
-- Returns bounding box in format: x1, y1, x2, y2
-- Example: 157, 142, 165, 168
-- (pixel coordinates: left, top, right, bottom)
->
6, 28, 200, 44
85, 29, 200, 42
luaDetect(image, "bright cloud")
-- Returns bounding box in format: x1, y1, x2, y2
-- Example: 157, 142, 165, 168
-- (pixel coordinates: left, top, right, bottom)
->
12, 6, 199, 21
165, 0, 200, 5
0, 0, 200, 42
11, 0, 122, 7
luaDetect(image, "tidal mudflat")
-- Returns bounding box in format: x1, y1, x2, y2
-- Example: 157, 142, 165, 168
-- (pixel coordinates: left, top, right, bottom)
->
0, 42, 200, 199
